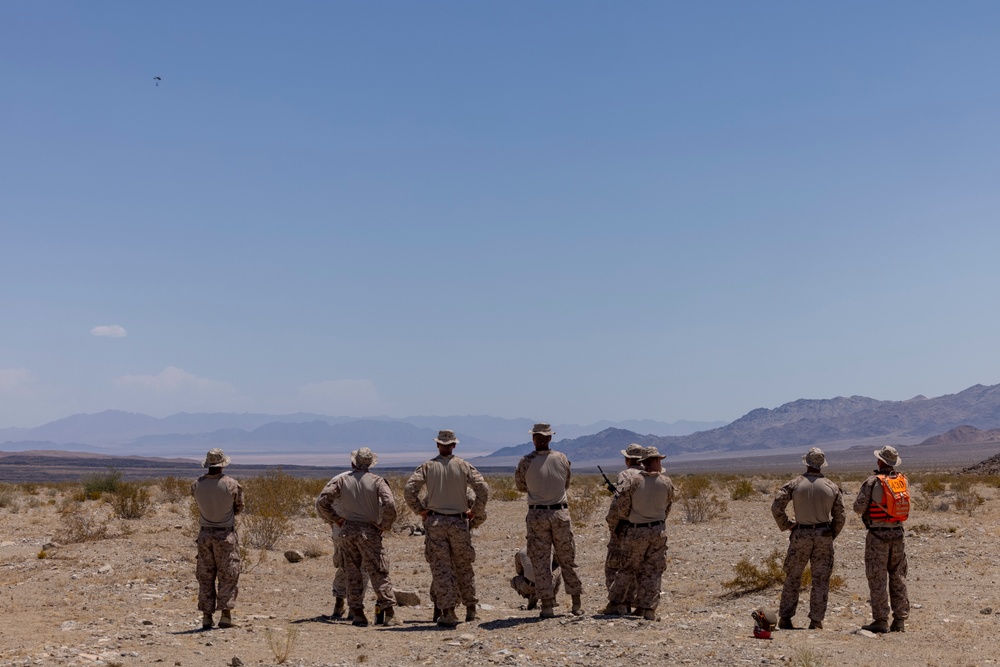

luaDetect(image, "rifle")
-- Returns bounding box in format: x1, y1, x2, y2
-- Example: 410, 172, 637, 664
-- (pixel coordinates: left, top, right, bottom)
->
597, 465, 617, 496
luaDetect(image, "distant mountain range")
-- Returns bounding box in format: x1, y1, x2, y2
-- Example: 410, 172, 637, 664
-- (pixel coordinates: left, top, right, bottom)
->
480, 383, 1000, 464
0, 411, 723, 459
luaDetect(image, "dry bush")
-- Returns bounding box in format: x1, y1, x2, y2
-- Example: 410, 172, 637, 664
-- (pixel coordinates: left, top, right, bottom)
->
0, 483, 17, 508
240, 468, 305, 549
722, 548, 785, 594
239, 544, 269, 574
791, 648, 826, 667
302, 539, 327, 559
729, 479, 755, 501
677, 475, 727, 524
19, 482, 39, 495
569, 475, 605, 526
265, 626, 299, 664
920, 477, 947, 495
488, 475, 522, 501
59, 503, 112, 543
298, 476, 329, 499
111, 482, 153, 519
157, 476, 190, 504
752, 478, 776, 495
81, 467, 124, 500
954, 480, 985, 515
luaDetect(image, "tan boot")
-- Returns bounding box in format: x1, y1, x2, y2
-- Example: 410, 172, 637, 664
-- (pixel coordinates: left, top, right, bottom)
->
641, 608, 657, 621
351, 609, 369, 627
201, 612, 214, 629
778, 617, 795, 630
437, 607, 459, 628
571, 594, 583, 616
862, 619, 889, 633
890, 618, 905, 632
808, 620, 823, 630
465, 605, 479, 622
331, 597, 346, 619
218, 610, 234, 628
526, 596, 537, 610
381, 606, 401, 627
540, 599, 556, 618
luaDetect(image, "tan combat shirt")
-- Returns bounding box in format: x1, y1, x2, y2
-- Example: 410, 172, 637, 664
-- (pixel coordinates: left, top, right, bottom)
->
514, 449, 571, 506
315, 467, 397, 532
608, 471, 675, 524
403, 454, 489, 517
772, 472, 846, 536
191, 473, 244, 528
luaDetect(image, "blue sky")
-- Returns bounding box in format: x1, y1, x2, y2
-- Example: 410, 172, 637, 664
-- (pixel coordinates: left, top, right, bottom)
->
3, 2, 1000, 428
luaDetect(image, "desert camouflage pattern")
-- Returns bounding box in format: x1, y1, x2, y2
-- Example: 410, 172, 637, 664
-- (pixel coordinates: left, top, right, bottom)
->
605, 466, 643, 602
331, 530, 369, 599
338, 521, 396, 610
864, 528, 909, 622
511, 548, 562, 599
607, 524, 667, 610
423, 514, 478, 609
195, 527, 240, 612
779, 526, 835, 621
525, 508, 583, 600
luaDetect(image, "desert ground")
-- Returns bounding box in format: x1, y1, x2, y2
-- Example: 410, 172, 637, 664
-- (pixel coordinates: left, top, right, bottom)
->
2, 469, 1000, 667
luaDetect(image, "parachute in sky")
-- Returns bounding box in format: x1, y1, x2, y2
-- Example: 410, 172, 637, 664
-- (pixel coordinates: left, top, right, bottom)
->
153, 76, 162, 87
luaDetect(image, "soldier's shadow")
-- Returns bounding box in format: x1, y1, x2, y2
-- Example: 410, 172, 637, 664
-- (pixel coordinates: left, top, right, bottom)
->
478, 616, 548, 630
170, 627, 219, 635
290, 615, 337, 625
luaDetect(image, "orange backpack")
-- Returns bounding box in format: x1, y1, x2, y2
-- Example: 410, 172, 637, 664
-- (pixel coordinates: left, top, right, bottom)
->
874, 473, 910, 522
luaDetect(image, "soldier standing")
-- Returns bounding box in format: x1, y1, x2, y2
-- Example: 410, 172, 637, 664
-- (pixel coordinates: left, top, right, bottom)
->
404, 429, 489, 627
191, 448, 244, 629
853, 445, 909, 633
602, 443, 646, 614
771, 447, 846, 630
316, 447, 400, 627
326, 470, 369, 621
514, 423, 584, 618
603, 446, 674, 620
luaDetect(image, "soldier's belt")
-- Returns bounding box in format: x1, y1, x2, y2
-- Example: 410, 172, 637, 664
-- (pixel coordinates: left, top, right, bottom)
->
626, 520, 664, 528
426, 510, 464, 517
528, 503, 569, 510
795, 522, 832, 530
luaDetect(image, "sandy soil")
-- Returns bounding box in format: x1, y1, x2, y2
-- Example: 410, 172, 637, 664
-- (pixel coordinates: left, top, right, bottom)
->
2, 475, 1000, 667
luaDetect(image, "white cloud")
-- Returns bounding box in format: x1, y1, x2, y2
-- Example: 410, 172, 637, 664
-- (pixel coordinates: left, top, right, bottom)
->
91, 325, 128, 338
294, 379, 384, 415
0, 368, 33, 392
115, 366, 233, 393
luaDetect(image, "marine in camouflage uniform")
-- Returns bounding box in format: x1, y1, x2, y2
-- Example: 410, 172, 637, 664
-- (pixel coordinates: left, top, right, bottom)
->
326, 470, 369, 619
510, 545, 562, 607
514, 423, 584, 618
191, 448, 244, 629
603, 443, 645, 611
604, 446, 674, 621
316, 447, 399, 627
404, 429, 489, 627
853, 445, 909, 633
771, 447, 846, 630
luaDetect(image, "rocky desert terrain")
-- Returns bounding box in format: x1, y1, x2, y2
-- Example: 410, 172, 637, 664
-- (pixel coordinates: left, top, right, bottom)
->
2, 469, 1000, 667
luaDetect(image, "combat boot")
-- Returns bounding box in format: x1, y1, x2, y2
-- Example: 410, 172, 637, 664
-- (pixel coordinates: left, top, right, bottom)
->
808, 620, 823, 630
540, 599, 556, 618
351, 609, 369, 627
381, 606, 401, 627
641, 608, 657, 621
526, 596, 537, 610
201, 612, 214, 629
331, 597, 346, 620
862, 619, 889, 633
432, 607, 441, 622
346, 609, 355, 621
599, 602, 621, 615
218, 610, 234, 628
890, 618, 905, 632
571, 594, 583, 616
374, 605, 385, 625
465, 605, 479, 622
778, 617, 795, 630
437, 607, 459, 628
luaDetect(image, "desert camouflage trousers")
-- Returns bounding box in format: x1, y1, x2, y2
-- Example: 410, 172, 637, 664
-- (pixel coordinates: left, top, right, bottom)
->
604, 526, 636, 605
339, 521, 395, 610
195, 527, 240, 613
526, 508, 583, 600
331, 531, 369, 599
423, 514, 477, 609
865, 528, 909, 622
779, 526, 835, 622
608, 524, 667, 610
510, 571, 563, 599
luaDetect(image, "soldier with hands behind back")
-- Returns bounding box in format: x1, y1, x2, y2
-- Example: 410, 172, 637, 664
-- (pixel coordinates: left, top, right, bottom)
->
771, 447, 845, 630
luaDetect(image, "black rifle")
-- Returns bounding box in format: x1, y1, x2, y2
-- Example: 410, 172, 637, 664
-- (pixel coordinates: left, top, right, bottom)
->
597, 465, 617, 496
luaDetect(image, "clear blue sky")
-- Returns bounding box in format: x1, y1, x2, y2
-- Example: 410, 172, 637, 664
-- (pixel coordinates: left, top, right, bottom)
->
3, 2, 1000, 428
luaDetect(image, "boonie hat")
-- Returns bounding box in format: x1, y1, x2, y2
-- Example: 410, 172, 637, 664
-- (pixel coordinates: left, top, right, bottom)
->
530, 423, 554, 436
641, 446, 666, 461
802, 447, 828, 469
621, 443, 645, 459
874, 445, 901, 467
351, 447, 378, 468
435, 429, 459, 446
203, 448, 231, 468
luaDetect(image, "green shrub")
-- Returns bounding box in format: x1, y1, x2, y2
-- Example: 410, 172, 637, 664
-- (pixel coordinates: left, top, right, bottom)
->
157, 476, 190, 504
0, 483, 16, 508
59, 503, 112, 543
730, 479, 755, 501
954, 480, 984, 515
81, 467, 123, 500
722, 548, 785, 594
569, 475, 605, 526
240, 468, 305, 549
488, 475, 522, 501
678, 475, 727, 524
111, 482, 153, 519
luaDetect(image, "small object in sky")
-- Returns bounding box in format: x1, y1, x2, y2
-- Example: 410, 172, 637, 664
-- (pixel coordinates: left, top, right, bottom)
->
153, 76, 161, 86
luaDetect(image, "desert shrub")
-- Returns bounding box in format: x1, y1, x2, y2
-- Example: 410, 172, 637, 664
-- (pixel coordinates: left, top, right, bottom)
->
954, 480, 985, 515
298, 476, 329, 499
935, 501, 951, 512
722, 548, 785, 594
920, 477, 947, 495
20, 482, 39, 495
677, 475, 727, 524
265, 626, 299, 664
239, 544, 269, 574
569, 475, 605, 526
81, 467, 123, 500
911, 490, 932, 512
157, 476, 190, 504
752, 478, 775, 495
791, 648, 826, 667
59, 503, 112, 542
301, 539, 327, 559
0, 483, 16, 508
730, 479, 755, 501
240, 468, 304, 550
488, 475, 522, 501
111, 481, 153, 519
